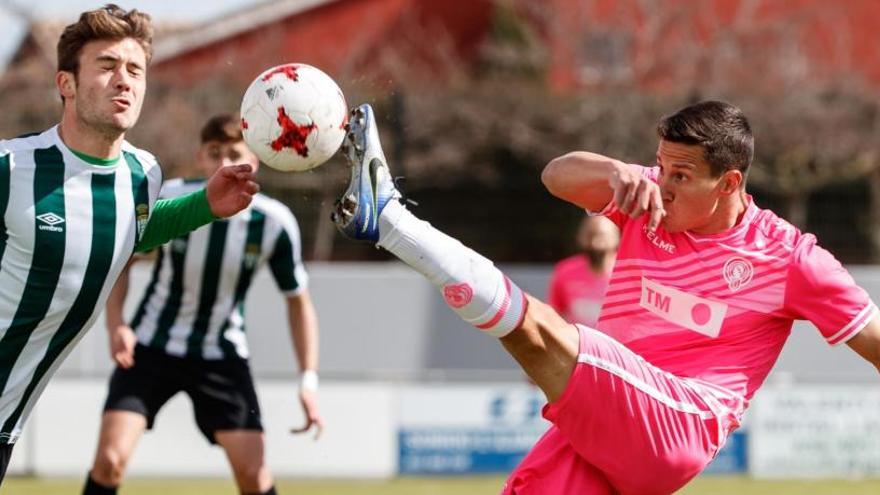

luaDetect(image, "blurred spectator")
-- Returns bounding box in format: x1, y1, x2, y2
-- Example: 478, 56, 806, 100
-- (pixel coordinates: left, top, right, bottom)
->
547, 215, 619, 327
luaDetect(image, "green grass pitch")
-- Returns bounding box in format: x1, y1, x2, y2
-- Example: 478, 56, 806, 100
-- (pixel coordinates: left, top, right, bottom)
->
5, 476, 880, 494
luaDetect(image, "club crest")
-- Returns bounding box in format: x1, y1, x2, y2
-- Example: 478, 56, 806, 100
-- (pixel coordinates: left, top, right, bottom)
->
723, 257, 753, 292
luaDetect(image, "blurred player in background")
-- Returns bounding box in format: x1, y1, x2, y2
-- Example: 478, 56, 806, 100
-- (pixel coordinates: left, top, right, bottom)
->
0, 5, 257, 483
332, 101, 880, 495
548, 215, 618, 327
83, 114, 321, 495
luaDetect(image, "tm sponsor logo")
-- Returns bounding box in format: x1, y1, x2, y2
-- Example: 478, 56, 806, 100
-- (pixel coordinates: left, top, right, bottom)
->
640, 277, 727, 338
36, 212, 64, 232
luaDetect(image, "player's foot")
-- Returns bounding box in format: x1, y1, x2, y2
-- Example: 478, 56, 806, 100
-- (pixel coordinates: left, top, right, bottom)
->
332, 103, 402, 242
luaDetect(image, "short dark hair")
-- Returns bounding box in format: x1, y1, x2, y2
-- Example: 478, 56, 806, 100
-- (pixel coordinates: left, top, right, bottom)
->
657, 100, 754, 179
200, 114, 243, 144
57, 4, 153, 75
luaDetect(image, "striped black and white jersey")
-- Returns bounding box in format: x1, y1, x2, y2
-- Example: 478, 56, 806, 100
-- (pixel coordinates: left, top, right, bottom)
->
130, 178, 308, 361
0, 126, 163, 443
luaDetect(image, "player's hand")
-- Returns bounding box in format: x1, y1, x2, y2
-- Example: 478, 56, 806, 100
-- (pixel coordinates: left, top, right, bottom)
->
290, 389, 324, 441
608, 163, 665, 231
206, 164, 260, 218
109, 325, 137, 369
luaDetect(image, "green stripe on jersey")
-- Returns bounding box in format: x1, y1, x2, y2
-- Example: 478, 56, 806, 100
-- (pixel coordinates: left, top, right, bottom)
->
150, 234, 189, 350
219, 210, 265, 359
0, 147, 66, 394
124, 152, 150, 250
187, 221, 229, 358
269, 229, 300, 292
0, 154, 10, 265
2, 172, 117, 433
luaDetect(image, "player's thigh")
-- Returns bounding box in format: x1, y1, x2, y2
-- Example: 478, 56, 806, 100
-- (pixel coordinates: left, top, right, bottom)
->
546, 326, 723, 495
187, 359, 263, 444
94, 410, 147, 461
102, 346, 181, 431
503, 426, 615, 495
500, 295, 579, 402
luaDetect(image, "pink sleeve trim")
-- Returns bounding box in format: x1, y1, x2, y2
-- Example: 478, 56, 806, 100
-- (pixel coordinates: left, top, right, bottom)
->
827, 302, 878, 346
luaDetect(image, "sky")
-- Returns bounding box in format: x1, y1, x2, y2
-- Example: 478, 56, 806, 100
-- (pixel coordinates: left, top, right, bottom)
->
0, 0, 264, 69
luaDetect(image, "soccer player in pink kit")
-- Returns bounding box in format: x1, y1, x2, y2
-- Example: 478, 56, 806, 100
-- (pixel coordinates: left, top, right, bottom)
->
333, 101, 880, 495
548, 215, 618, 327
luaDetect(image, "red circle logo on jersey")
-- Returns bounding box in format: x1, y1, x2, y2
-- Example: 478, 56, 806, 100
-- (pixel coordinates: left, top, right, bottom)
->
691, 303, 712, 326
443, 283, 474, 308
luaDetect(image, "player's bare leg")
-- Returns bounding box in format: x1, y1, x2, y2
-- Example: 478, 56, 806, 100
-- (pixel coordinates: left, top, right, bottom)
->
215, 430, 275, 495
86, 411, 146, 491
333, 104, 578, 402
500, 296, 578, 401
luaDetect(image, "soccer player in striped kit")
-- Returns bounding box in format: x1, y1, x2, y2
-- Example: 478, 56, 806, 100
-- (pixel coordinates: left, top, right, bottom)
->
0, 5, 258, 482
83, 114, 322, 495
333, 101, 880, 494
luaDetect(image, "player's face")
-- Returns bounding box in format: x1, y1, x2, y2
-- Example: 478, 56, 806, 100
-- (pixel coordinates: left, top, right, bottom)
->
196, 140, 259, 177
64, 38, 147, 135
656, 140, 734, 234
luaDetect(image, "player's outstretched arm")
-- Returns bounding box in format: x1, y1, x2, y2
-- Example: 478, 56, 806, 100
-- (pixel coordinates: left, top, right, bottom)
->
846, 315, 880, 373
543, 152, 665, 231
135, 165, 258, 253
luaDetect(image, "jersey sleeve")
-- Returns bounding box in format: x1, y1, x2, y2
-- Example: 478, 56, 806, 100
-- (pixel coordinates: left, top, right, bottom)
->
267, 207, 309, 296
783, 235, 877, 346
586, 165, 659, 229
135, 189, 216, 253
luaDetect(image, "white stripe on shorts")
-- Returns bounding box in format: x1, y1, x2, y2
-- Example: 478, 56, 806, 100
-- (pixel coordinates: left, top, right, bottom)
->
576, 328, 716, 420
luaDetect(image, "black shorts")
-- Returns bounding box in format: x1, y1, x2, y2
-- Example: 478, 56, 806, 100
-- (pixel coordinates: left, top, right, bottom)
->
104, 344, 262, 444
0, 443, 12, 485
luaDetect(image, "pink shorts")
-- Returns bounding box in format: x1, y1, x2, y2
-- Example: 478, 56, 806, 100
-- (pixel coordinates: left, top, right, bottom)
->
502, 325, 744, 495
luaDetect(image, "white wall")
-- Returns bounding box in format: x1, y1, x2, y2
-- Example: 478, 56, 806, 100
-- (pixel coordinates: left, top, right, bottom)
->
8, 379, 397, 478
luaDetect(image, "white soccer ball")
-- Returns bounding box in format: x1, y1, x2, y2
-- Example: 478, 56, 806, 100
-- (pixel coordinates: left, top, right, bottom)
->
240, 63, 348, 172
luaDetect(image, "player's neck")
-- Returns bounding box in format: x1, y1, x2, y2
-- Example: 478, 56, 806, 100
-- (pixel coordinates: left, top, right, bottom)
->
58, 111, 125, 160
691, 191, 749, 235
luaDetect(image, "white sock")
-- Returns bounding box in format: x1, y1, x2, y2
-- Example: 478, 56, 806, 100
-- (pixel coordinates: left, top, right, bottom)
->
377, 201, 527, 338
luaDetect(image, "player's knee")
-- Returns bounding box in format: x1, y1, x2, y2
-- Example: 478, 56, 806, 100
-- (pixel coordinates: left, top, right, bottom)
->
92, 448, 129, 485
511, 297, 575, 351
232, 462, 269, 490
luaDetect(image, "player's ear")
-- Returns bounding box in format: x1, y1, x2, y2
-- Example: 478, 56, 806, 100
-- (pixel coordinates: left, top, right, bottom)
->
56, 71, 76, 101
719, 169, 743, 195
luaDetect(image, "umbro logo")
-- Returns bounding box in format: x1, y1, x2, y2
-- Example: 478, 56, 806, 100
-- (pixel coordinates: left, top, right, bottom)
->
36, 212, 64, 232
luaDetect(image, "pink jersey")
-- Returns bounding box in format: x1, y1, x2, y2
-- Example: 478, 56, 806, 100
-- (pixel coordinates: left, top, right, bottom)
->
548, 255, 611, 327
595, 166, 877, 404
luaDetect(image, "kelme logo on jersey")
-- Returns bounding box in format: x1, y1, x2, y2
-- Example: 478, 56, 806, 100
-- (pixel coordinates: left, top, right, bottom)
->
639, 277, 727, 338
641, 225, 675, 254
36, 212, 65, 232
723, 257, 753, 292
244, 243, 261, 269
135, 203, 149, 241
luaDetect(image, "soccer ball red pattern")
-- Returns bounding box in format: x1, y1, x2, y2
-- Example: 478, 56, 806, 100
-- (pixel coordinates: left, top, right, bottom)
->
240, 63, 348, 172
